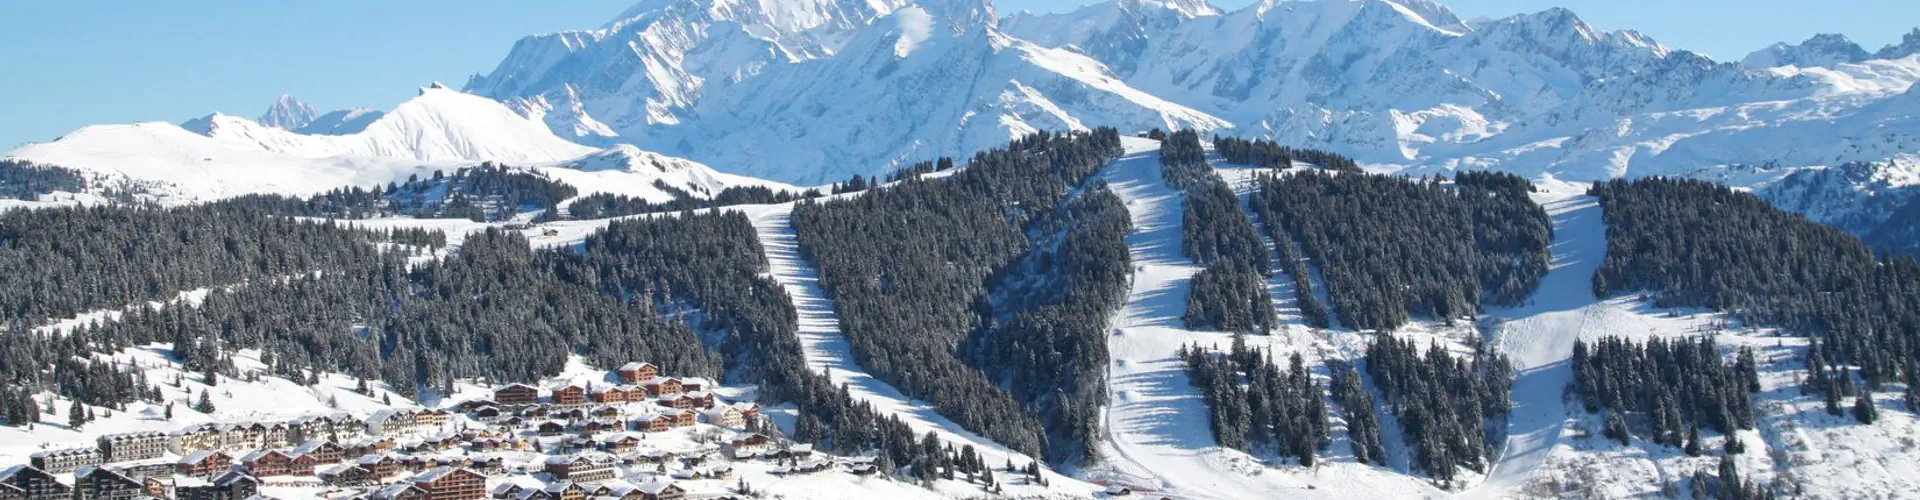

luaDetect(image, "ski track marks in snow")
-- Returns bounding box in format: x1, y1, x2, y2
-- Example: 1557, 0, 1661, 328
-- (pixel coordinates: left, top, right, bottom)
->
742, 203, 1096, 495
1093, 139, 1441, 500
1461, 184, 1607, 500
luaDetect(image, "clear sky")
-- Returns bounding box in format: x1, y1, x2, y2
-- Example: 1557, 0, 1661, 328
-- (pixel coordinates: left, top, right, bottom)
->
2, 0, 1913, 150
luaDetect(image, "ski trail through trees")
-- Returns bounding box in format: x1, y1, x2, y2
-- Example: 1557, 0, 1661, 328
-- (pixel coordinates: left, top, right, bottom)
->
742, 202, 1086, 491
1461, 184, 1608, 499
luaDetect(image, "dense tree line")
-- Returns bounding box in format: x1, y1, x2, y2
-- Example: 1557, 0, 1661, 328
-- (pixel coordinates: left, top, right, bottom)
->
563, 185, 823, 220
793, 128, 1126, 463
1332, 362, 1388, 465
1251, 171, 1550, 331
966, 182, 1132, 462
0, 159, 88, 199
1571, 336, 1759, 447
1590, 177, 1920, 395
1178, 338, 1329, 466
1365, 336, 1513, 483
0, 205, 409, 330
217, 164, 577, 221
1211, 137, 1360, 172
0, 201, 721, 413
885, 157, 959, 183
549, 210, 993, 479
1160, 131, 1273, 334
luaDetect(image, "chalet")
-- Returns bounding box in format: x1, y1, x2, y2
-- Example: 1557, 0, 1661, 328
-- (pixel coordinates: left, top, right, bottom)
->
215, 423, 251, 449
621, 386, 650, 401
451, 399, 497, 413
473, 406, 504, 421
343, 436, 398, 457
789, 443, 814, 459
591, 387, 627, 404
703, 406, 744, 429
172, 425, 226, 454
726, 433, 771, 453
581, 420, 616, 435
239, 450, 294, 477
600, 434, 642, 454
357, 454, 402, 479
542, 481, 585, 500
367, 484, 429, 500
657, 394, 695, 410
642, 415, 674, 433
550, 385, 586, 406
410, 467, 486, 500
259, 422, 291, 448
494, 384, 539, 406
537, 421, 568, 437
0, 483, 21, 500
97, 431, 168, 463
732, 402, 761, 419
471, 456, 505, 475
678, 378, 709, 393
558, 408, 587, 421
73, 466, 142, 500
672, 409, 696, 428
175, 451, 231, 478
591, 406, 622, 419
544, 454, 617, 483
114, 462, 174, 482
688, 391, 716, 409
632, 479, 684, 500
293, 440, 347, 464
0, 465, 71, 500
367, 409, 420, 437
417, 409, 452, 429
518, 406, 550, 419
703, 463, 733, 480
617, 362, 657, 383
172, 470, 260, 500
642, 378, 681, 397
28, 447, 102, 474
288, 453, 321, 476
318, 464, 376, 487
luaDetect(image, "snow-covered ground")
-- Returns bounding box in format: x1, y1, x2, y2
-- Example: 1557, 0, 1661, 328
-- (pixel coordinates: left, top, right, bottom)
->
741, 201, 1100, 497
1086, 138, 1444, 499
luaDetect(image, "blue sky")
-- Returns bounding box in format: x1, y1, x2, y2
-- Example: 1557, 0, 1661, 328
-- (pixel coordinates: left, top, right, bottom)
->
2, 0, 1912, 150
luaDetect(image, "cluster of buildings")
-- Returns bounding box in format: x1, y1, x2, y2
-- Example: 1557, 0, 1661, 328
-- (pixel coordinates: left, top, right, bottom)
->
0, 361, 863, 500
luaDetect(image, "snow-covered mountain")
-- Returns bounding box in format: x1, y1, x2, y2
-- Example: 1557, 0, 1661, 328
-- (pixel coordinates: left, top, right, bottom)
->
466, 0, 1226, 184
5, 85, 788, 205
458, 0, 1920, 191
1743, 34, 1873, 69
257, 94, 320, 130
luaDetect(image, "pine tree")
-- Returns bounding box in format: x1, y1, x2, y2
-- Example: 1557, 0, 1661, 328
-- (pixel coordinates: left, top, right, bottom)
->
1603, 410, 1629, 445
67, 401, 85, 429
1683, 425, 1703, 457
194, 391, 215, 414
1853, 395, 1879, 424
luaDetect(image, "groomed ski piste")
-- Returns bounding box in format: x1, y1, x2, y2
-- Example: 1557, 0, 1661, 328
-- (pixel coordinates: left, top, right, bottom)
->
741, 201, 1102, 498
1086, 137, 1445, 500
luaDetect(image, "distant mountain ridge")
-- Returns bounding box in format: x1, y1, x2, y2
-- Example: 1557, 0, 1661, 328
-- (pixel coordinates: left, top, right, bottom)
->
457, 0, 1920, 190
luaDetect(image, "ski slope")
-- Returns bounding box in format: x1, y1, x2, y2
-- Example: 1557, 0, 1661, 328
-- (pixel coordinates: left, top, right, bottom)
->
741, 202, 1097, 497
1460, 179, 1608, 499
1090, 138, 1440, 499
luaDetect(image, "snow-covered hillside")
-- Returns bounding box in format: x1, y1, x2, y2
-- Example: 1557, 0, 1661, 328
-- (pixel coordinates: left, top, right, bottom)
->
5, 87, 794, 206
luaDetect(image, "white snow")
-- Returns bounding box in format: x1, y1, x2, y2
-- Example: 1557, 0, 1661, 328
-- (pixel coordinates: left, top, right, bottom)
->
1088, 137, 1444, 499
741, 201, 1100, 496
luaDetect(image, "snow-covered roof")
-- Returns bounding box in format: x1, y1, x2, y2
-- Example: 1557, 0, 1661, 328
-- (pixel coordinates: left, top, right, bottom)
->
618, 362, 655, 371
634, 479, 679, 494
178, 450, 225, 464
409, 466, 464, 483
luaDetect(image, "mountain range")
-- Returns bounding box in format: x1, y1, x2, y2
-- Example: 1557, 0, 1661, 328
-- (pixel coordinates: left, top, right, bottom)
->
7, 0, 1920, 231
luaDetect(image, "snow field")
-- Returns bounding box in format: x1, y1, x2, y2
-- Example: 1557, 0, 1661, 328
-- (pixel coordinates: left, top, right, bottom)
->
1088, 138, 1447, 500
